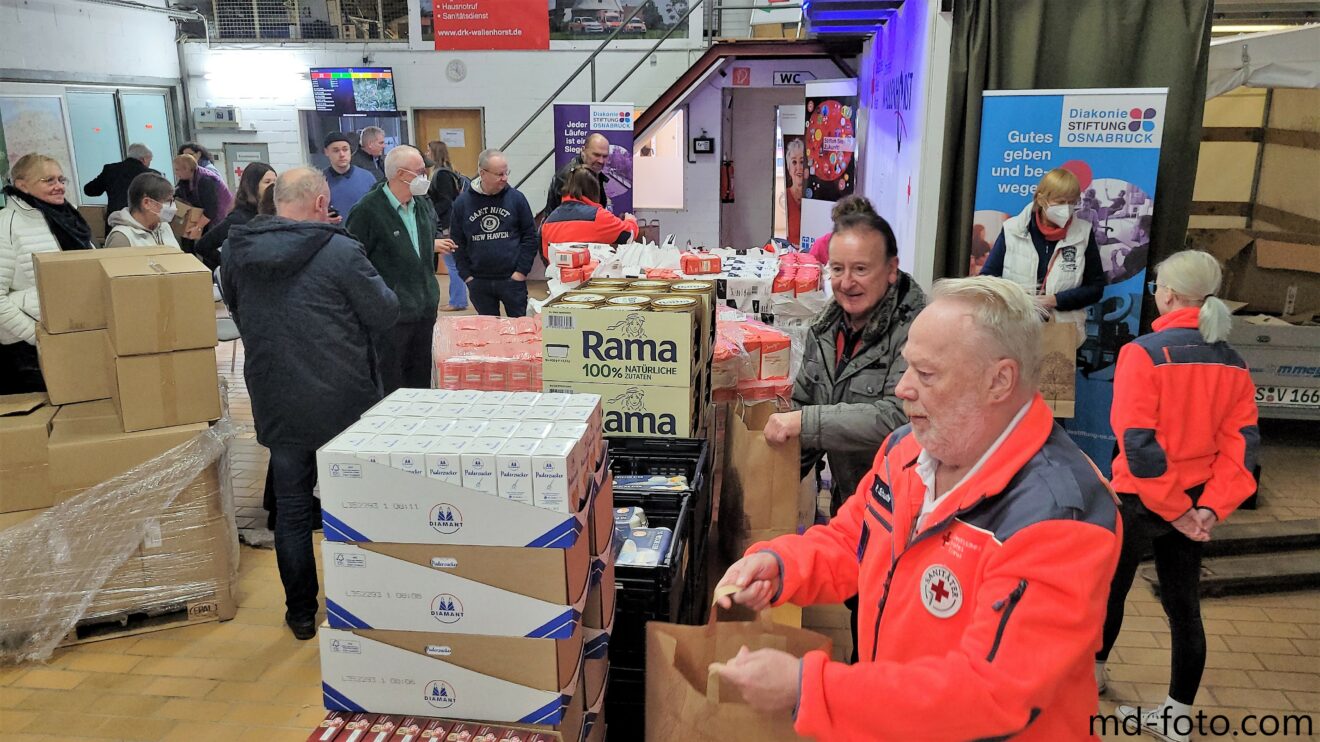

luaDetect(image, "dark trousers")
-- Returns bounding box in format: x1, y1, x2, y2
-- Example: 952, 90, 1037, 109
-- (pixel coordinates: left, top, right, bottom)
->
379, 317, 436, 393
468, 277, 528, 318
1099, 492, 1206, 704
262, 459, 319, 530
0, 341, 45, 394
269, 446, 320, 622
845, 593, 860, 664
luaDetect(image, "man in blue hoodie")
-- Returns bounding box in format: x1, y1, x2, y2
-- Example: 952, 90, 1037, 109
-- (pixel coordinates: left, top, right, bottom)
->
451, 148, 538, 317
221, 167, 399, 640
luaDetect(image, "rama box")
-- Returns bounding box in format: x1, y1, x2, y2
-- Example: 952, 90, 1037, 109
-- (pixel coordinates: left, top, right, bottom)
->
32, 246, 177, 334
320, 626, 582, 725
101, 253, 217, 356
541, 304, 698, 388
322, 536, 590, 638
317, 437, 608, 547
543, 377, 704, 439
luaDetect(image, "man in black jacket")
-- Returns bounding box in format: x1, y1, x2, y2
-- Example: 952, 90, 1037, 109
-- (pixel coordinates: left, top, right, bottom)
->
83, 143, 155, 232
222, 167, 399, 640
543, 132, 611, 216
453, 148, 538, 317
352, 126, 387, 182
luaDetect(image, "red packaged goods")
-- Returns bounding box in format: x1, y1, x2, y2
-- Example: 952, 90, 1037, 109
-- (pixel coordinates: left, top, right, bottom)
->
413, 720, 453, 740
309, 712, 350, 742
794, 266, 821, 295
773, 268, 797, 294
337, 714, 380, 742
780, 252, 800, 267
434, 316, 543, 391
446, 724, 479, 742
582, 260, 599, 279
680, 252, 721, 275
514, 317, 539, 335
390, 718, 441, 742
560, 267, 584, 284
757, 327, 792, 379
368, 717, 403, 742
554, 245, 591, 268
645, 267, 680, 279
796, 251, 821, 266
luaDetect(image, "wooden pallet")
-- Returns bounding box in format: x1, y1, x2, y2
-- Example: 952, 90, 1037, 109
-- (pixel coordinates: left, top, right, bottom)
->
57, 596, 230, 648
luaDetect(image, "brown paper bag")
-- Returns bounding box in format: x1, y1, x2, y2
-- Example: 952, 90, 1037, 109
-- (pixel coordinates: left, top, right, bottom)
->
646, 603, 832, 741
718, 400, 801, 563
1039, 320, 1078, 418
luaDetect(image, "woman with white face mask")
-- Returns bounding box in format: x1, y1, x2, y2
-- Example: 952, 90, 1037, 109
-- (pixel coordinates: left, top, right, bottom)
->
105, 172, 183, 249
979, 167, 1105, 341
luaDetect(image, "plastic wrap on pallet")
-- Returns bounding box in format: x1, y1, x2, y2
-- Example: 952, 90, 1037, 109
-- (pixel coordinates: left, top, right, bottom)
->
712, 310, 800, 403
432, 315, 542, 392
0, 417, 240, 663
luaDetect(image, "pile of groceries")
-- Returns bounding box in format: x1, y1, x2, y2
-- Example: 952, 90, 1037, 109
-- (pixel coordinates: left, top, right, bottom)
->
433, 316, 543, 392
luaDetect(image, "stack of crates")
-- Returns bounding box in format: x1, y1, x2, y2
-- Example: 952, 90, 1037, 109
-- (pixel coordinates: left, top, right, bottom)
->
603, 437, 712, 740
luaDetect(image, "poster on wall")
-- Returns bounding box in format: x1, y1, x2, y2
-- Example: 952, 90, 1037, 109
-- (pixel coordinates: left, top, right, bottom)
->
432, 0, 549, 50
773, 105, 805, 245
0, 96, 77, 207
800, 78, 858, 253
973, 88, 1167, 474
552, 102, 634, 216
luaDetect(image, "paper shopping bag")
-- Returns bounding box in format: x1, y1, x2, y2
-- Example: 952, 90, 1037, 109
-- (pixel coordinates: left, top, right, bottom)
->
646, 604, 832, 741
718, 400, 801, 563
1040, 320, 1078, 418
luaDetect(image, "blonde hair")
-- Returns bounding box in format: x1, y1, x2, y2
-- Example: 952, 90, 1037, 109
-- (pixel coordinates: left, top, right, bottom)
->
10, 153, 61, 183
172, 153, 198, 173
1156, 250, 1232, 343
1033, 168, 1080, 210
930, 275, 1046, 387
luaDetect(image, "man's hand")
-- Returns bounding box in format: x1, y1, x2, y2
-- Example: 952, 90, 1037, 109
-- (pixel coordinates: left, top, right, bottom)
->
1195, 507, 1219, 537
1034, 294, 1059, 310
714, 551, 781, 611
623, 212, 637, 222
764, 411, 803, 446
435, 238, 457, 255
512, 271, 527, 282
711, 646, 800, 714
1172, 510, 1211, 542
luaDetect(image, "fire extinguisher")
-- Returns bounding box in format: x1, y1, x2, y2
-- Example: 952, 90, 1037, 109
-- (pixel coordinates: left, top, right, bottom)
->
720, 160, 735, 203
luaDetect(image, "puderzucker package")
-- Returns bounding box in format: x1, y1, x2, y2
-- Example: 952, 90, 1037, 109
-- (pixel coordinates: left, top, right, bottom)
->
320, 625, 583, 724
321, 536, 590, 638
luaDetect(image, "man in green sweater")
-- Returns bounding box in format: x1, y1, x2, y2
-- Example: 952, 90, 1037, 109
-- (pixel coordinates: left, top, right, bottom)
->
345, 145, 451, 391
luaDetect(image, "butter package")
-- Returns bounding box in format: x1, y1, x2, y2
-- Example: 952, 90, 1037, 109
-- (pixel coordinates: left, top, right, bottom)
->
497, 438, 540, 505
614, 474, 689, 492
461, 437, 506, 495
616, 527, 673, 567
613, 506, 647, 529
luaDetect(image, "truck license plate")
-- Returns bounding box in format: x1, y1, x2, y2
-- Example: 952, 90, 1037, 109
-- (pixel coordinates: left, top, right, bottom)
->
1255, 386, 1320, 408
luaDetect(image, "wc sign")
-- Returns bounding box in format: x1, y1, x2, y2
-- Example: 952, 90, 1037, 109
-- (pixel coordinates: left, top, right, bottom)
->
773, 70, 816, 86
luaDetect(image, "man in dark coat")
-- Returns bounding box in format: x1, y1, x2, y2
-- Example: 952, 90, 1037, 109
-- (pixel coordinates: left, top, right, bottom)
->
352, 126, 387, 182
543, 132, 611, 216
221, 167, 399, 640
83, 143, 155, 233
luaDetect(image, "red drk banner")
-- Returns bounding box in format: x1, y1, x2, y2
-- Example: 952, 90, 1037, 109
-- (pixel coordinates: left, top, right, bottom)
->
433, 0, 550, 50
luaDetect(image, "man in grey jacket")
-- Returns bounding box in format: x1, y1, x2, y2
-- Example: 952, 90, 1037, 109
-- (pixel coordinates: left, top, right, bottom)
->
222, 167, 399, 640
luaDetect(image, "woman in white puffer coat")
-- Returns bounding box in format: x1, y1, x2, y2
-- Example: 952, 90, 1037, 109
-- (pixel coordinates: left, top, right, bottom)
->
0, 153, 94, 393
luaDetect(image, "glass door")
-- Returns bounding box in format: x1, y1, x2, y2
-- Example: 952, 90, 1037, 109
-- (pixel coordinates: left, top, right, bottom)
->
119, 91, 174, 184
66, 91, 123, 206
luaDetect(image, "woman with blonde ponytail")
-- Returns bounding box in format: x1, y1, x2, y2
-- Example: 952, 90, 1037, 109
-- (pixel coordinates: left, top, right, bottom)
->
1097, 249, 1260, 742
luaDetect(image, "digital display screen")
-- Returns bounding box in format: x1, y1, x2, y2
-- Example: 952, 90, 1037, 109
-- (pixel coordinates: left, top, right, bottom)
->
310, 67, 398, 115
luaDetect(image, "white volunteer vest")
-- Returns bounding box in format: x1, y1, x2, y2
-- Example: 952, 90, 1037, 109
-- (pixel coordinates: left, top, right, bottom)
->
999, 203, 1091, 341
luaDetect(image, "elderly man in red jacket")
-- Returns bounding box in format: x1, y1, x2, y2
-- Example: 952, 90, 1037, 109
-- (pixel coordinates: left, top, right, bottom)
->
715, 275, 1122, 741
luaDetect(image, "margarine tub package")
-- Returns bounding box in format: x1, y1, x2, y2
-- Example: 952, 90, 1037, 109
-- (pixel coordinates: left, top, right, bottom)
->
615, 474, 690, 493
614, 506, 648, 529
616, 527, 673, 567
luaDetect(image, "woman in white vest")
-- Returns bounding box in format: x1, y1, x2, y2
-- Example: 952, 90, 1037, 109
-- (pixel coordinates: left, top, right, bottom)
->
0, 153, 94, 393
980, 167, 1105, 343
105, 172, 182, 249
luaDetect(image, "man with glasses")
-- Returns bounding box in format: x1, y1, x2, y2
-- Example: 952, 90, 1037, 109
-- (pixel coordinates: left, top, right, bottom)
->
451, 148, 538, 317
346, 145, 451, 391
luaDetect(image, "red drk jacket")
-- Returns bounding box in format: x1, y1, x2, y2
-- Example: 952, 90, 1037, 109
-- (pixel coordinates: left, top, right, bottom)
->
1110, 306, 1261, 522
539, 195, 637, 261
752, 395, 1121, 741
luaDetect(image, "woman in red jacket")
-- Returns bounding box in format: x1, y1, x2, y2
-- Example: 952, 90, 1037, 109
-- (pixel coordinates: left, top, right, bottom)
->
540, 167, 637, 261
1099, 249, 1259, 742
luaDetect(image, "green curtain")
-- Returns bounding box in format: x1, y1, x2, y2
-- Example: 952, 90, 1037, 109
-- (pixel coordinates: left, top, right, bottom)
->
932, 0, 1213, 284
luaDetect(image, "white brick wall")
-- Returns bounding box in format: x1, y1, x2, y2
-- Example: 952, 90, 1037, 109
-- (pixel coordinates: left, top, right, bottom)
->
0, 0, 179, 80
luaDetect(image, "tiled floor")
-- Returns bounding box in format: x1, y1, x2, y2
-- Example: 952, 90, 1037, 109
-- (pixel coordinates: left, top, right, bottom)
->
2, 290, 1317, 740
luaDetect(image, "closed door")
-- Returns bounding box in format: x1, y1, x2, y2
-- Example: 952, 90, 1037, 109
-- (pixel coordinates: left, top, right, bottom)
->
414, 109, 483, 178
120, 92, 174, 184
66, 91, 124, 206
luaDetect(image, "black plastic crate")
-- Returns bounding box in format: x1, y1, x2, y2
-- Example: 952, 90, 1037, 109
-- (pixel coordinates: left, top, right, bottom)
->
614, 496, 692, 619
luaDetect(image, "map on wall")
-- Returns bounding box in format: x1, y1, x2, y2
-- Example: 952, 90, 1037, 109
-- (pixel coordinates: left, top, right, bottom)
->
0, 96, 77, 204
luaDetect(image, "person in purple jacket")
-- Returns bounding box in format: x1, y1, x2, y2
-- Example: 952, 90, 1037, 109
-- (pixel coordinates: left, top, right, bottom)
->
173, 153, 233, 234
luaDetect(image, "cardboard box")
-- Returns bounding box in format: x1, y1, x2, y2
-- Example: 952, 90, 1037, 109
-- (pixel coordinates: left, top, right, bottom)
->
138, 467, 238, 621
111, 348, 222, 432
582, 557, 615, 631
78, 205, 106, 244
32, 246, 178, 334
541, 304, 698, 387
101, 253, 217, 356
318, 438, 608, 547
169, 199, 209, 240
1206, 229, 1320, 315
35, 326, 113, 404
320, 626, 582, 724
543, 378, 701, 438
322, 537, 590, 638
0, 394, 56, 514
586, 475, 613, 558
47, 400, 207, 501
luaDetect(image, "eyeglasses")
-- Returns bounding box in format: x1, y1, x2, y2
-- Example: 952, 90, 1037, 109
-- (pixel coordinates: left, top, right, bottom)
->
1146, 281, 1161, 296
38, 176, 69, 185
481, 167, 511, 179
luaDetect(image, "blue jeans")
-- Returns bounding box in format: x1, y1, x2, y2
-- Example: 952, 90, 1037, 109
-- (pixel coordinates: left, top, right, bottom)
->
269, 446, 320, 622
443, 253, 468, 308
468, 277, 529, 318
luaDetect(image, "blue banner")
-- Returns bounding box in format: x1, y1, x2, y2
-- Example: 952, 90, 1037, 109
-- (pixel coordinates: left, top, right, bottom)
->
973, 88, 1167, 475
552, 102, 634, 216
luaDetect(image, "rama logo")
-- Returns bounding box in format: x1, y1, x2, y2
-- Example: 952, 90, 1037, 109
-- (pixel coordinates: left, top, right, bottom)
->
605, 387, 677, 435
1128, 107, 1157, 132
423, 680, 457, 710
585, 313, 678, 362
428, 503, 463, 535
430, 593, 464, 624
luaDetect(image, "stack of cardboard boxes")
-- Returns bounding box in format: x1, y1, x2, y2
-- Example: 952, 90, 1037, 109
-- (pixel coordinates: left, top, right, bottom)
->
540, 279, 715, 439
0, 247, 233, 633
316, 389, 615, 742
